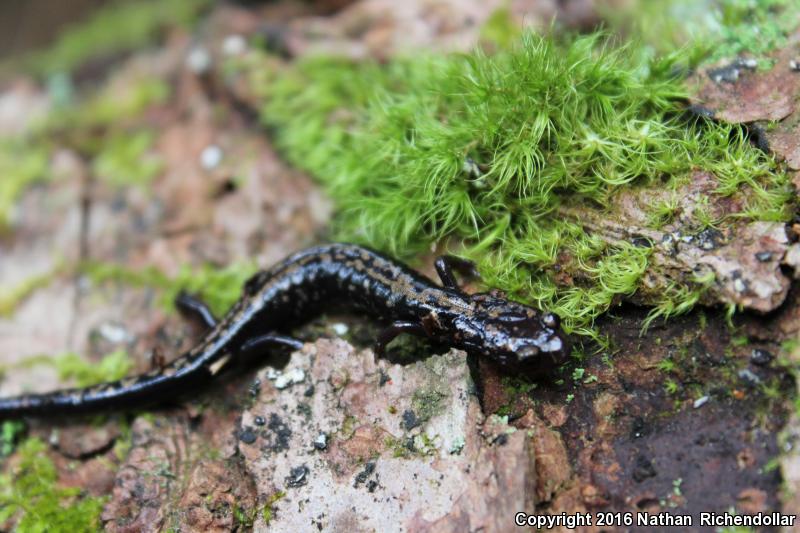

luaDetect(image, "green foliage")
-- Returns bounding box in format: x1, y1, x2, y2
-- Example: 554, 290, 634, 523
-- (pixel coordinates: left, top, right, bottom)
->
0, 438, 106, 532
12, 0, 211, 77
251, 31, 790, 334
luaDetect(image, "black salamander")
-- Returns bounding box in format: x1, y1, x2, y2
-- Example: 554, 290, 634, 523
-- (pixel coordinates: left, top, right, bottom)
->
0, 244, 569, 418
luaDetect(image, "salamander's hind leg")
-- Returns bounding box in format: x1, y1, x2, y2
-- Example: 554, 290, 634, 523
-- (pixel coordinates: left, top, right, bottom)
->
175, 291, 218, 330
374, 321, 427, 360
238, 333, 304, 358
434, 255, 480, 291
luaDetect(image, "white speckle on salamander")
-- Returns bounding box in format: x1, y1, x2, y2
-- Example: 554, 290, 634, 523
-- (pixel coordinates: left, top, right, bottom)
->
536, 333, 563, 353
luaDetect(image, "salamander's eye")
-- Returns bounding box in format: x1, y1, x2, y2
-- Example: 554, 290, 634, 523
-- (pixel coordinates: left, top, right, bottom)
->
542, 313, 559, 328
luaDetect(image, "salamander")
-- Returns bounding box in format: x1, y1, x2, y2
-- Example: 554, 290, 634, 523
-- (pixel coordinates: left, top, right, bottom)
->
0, 243, 569, 418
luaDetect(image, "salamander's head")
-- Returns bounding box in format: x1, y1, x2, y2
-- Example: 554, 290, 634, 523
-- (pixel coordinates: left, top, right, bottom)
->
454, 291, 570, 374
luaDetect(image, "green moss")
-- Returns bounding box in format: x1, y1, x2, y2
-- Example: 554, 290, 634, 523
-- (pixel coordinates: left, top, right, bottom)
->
0, 421, 25, 457
601, 0, 800, 64
710, 0, 799, 64
0, 140, 50, 231
48, 76, 169, 134
501, 376, 536, 396
479, 7, 522, 49
54, 349, 132, 388
233, 502, 259, 529
82, 260, 256, 317
7, 0, 210, 78
0, 349, 133, 391
261, 490, 285, 525
0, 72, 169, 234
656, 358, 676, 373
0, 269, 57, 318
0, 438, 106, 532
664, 378, 680, 395
112, 421, 133, 462
92, 130, 162, 187
647, 194, 681, 229
248, 32, 790, 335
167, 262, 255, 316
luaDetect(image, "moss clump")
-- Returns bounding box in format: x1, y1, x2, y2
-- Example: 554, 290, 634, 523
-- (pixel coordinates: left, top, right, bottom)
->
0, 438, 106, 532
6, 0, 210, 78
249, 31, 790, 335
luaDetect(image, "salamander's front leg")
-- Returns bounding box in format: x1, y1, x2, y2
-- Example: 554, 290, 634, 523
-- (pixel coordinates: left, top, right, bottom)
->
175, 291, 218, 330
374, 321, 427, 360
434, 255, 480, 291
238, 333, 304, 358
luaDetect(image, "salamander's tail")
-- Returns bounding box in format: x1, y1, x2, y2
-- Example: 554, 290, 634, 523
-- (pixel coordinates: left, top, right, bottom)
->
0, 366, 201, 419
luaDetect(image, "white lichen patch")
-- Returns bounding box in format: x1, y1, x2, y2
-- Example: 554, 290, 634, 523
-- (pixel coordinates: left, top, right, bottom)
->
238, 338, 536, 532
272, 367, 306, 390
